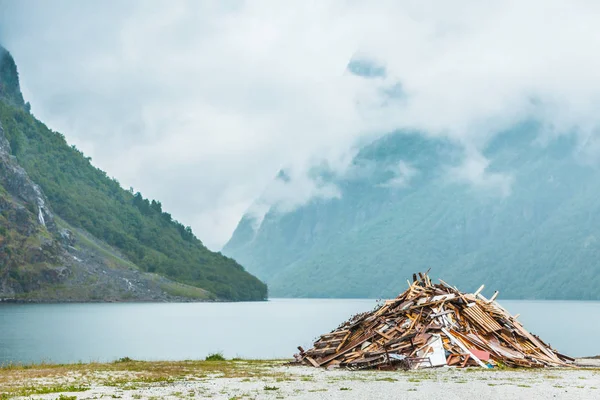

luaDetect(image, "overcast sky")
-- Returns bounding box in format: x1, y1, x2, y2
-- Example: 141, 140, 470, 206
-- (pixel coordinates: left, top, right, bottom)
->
1, 0, 600, 249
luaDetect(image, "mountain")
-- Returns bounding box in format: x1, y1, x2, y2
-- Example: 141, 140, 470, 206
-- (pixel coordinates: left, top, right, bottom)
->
0, 46, 267, 301
224, 124, 600, 300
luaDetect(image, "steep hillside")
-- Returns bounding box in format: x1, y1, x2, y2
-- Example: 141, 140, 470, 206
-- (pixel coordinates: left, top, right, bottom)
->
0, 46, 266, 301
224, 124, 600, 300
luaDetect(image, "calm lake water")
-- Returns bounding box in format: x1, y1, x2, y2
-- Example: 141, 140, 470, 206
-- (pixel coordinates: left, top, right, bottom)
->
0, 299, 598, 364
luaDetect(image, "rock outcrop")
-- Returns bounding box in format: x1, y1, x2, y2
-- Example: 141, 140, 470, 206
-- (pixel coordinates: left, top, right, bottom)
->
0, 46, 27, 110
0, 119, 63, 294
0, 123, 56, 232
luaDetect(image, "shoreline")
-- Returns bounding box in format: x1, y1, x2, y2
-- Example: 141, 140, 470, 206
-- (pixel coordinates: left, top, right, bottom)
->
2, 356, 599, 369
2, 296, 600, 304
1, 359, 599, 399
0, 298, 267, 304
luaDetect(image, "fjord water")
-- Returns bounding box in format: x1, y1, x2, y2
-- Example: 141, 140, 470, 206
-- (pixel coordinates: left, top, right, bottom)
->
0, 299, 598, 364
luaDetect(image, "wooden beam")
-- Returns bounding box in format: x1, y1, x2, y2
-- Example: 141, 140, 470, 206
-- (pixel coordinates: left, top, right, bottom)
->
474, 284, 485, 296
317, 332, 376, 366
305, 356, 320, 368
441, 328, 489, 368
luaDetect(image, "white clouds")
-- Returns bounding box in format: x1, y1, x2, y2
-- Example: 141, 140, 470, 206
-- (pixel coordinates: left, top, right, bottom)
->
447, 148, 514, 197
248, 171, 342, 228
379, 161, 418, 189
2, 0, 600, 248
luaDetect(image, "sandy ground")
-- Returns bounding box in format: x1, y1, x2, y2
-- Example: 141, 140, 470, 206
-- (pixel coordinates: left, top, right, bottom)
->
2, 360, 599, 400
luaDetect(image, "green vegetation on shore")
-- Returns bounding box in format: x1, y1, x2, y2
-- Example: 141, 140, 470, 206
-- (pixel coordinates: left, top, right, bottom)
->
0, 358, 290, 399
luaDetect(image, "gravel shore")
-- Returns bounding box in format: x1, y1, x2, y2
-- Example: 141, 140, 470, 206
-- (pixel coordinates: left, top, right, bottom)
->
2, 360, 599, 399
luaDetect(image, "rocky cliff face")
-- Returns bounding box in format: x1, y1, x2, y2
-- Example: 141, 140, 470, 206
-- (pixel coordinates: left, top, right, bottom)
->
0, 47, 26, 111
0, 123, 55, 230
0, 119, 63, 295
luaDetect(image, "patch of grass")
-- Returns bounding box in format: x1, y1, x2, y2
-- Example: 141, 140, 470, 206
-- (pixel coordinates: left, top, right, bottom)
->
544, 374, 560, 379
13, 384, 89, 397
263, 386, 279, 391
376, 377, 397, 382
205, 352, 226, 362
340, 387, 351, 391
103, 375, 175, 387
114, 357, 135, 363
160, 281, 213, 300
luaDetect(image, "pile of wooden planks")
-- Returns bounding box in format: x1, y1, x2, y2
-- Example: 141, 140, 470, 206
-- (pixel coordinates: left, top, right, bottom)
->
295, 272, 574, 370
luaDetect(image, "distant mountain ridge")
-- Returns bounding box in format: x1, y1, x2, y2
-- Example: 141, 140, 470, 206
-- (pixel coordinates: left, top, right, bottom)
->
224, 123, 600, 300
0, 45, 267, 301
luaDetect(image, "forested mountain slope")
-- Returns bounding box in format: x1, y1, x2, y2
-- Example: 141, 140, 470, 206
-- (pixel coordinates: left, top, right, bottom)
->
224, 124, 600, 300
0, 46, 266, 301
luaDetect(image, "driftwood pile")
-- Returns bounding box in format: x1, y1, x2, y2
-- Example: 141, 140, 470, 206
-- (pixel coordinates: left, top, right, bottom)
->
296, 272, 574, 370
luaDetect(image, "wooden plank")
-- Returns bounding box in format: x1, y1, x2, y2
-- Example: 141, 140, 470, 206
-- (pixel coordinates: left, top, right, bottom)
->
441, 328, 490, 368
335, 331, 351, 353
463, 304, 503, 333
430, 310, 455, 318
317, 332, 376, 366
305, 356, 320, 368
511, 320, 563, 364
320, 330, 350, 338
307, 348, 337, 356
474, 284, 485, 296
314, 338, 344, 346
